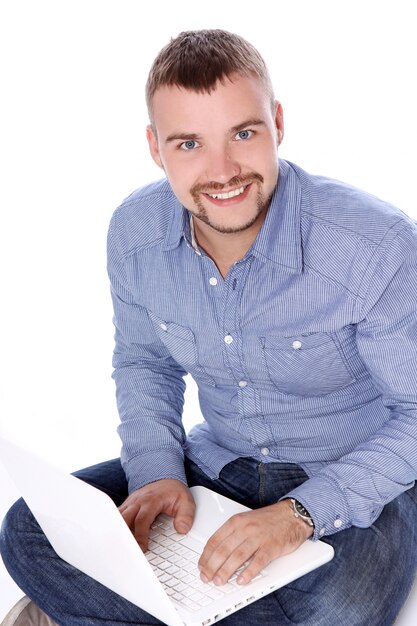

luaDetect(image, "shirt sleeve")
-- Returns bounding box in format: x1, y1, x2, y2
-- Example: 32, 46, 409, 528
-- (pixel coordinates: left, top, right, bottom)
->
107, 217, 188, 494
285, 221, 417, 540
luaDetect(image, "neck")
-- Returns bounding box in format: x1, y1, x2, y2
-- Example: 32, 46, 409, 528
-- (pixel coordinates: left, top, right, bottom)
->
192, 212, 266, 279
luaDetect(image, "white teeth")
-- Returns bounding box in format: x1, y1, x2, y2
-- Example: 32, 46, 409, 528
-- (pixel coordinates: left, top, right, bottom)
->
208, 186, 245, 200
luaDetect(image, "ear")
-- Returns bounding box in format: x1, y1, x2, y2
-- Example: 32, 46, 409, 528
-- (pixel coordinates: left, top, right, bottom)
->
146, 125, 164, 169
274, 101, 284, 145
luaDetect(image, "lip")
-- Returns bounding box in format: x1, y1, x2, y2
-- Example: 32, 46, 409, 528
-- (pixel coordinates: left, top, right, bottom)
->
202, 183, 252, 207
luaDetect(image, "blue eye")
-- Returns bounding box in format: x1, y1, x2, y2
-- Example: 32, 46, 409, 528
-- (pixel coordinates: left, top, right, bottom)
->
180, 140, 200, 150
236, 130, 253, 141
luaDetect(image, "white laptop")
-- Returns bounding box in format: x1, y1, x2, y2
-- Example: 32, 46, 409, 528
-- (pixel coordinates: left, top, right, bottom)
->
0, 437, 334, 626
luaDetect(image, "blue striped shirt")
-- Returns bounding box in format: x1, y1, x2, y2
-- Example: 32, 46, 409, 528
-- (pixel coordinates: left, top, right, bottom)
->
108, 159, 417, 540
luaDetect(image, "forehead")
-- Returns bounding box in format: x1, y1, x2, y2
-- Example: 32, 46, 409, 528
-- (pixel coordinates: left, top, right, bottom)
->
151, 74, 272, 136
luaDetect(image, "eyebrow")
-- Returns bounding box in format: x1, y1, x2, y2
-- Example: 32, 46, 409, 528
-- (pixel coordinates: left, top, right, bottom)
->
164, 131, 202, 145
230, 118, 267, 134
164, 118, 267, 145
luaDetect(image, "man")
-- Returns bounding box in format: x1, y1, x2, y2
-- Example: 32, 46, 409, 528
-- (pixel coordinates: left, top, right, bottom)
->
2, 29, 417, 626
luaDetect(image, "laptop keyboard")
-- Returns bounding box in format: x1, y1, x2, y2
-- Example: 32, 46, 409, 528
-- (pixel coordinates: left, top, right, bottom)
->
146, 514, 264, 612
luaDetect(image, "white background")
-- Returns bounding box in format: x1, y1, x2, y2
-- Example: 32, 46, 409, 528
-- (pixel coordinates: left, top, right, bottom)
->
0, 0, 416, 620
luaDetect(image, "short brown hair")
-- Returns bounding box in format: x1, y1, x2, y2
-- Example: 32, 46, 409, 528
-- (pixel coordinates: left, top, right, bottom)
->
146, 29, 274, 122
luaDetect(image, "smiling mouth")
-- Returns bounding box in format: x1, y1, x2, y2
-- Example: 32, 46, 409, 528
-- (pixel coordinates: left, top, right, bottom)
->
205, 185, 248, 200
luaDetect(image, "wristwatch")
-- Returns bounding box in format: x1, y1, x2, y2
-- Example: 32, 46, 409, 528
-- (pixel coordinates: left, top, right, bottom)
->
290, 498, 314, 528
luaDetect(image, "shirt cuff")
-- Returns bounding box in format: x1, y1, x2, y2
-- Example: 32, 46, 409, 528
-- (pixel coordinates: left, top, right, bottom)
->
122, 448, 187, 494
283, 475, 351, 541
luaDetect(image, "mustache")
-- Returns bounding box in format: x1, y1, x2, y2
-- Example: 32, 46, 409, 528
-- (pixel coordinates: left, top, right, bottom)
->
190, 173, 264, 196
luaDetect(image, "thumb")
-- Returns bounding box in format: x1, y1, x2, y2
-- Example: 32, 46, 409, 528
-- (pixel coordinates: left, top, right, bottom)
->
173, 500, 195, 534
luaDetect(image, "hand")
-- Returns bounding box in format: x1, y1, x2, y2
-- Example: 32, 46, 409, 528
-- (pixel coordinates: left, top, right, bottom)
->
198, 499, 313, 586
118, 479, 195, 551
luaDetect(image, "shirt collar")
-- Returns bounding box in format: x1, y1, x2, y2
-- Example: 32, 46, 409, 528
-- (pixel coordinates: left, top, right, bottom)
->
250, 159, 303, 273
163, 159, 303, 274
164, 197, 190, 250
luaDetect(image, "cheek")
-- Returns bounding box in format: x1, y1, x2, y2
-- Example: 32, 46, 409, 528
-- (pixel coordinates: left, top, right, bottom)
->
263, 142, 279, 172
246, 139, 278, 170
164, 154, 199, 183
162, 161, 197, 201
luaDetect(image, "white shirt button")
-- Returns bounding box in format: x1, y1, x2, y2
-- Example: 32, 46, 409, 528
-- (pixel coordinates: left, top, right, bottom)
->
260, 447, 270, 456
292, 340, 302, 350
209, 277, 218, 286
224, 335, 233, 344
334, 518, 343, 529
160, 323, 168, 331
238, 380, 248, 388
319, 527, 326, 537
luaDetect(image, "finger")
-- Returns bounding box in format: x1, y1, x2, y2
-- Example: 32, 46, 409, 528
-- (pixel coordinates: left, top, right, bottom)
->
235, 547, 272, 585
118, 501, 139, 530
173, 498, 195, 534
199, 529, 248, 583
133, 501, 163, 550
198, 531, 229, 572
208, 540, 258, 586
198, 516, 239, 569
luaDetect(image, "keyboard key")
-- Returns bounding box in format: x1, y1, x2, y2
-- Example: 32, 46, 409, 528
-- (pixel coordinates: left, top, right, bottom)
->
182, 548, 198, 561
217, 583, 235, 594
167, 554, 179, 564
159, 521, 172, 531
160, 537, 174, 547
173, 592, 185, 601
190, 578, 205, 589
158, 573, 170, 584
206, 587, 225, 600
179, 534, 204, 553
190, 591, 205, 602
176, 546, 192, 557
182, 597, 204, 611
160, 549, 174, 559
182, 574, 194, 584
152, 567, 164, 577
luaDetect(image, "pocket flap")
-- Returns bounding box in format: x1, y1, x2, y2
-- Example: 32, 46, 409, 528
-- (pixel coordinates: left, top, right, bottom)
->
260, 332, 334, 351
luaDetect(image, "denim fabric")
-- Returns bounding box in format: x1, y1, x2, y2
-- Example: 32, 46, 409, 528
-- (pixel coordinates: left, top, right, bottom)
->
1, 457, 417, 625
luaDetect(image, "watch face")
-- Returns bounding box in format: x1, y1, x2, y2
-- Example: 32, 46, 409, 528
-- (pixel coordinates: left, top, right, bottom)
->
292, 499, 314, 527
295, 501, 310, 517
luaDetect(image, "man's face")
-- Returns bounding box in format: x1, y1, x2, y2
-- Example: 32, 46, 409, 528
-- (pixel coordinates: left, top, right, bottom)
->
147, 73, 284, 235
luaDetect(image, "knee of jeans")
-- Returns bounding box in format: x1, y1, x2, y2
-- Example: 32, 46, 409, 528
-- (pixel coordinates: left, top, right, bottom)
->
0, 497, 35, 552
1, 497, 44, 580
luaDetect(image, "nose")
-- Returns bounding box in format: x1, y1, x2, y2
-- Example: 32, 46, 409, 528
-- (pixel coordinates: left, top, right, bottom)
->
204, 146, 241, 185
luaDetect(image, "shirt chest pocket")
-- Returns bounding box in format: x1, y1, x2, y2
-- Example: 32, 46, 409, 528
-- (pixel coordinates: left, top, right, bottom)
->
260, 332, 355, 397
148, 311, 215, 386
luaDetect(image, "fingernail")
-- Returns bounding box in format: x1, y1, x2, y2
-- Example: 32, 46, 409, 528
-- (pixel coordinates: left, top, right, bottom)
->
213, 576, 223, 586
176, 522, 189, 533
237, 575, 246, 585
200, 573, 209, 583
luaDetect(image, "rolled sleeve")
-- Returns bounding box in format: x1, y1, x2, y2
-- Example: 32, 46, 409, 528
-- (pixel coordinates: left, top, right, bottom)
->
284, 476, 352, 540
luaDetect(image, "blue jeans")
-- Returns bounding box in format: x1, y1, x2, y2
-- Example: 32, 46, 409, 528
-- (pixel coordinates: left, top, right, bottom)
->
1, 457, 417, 625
